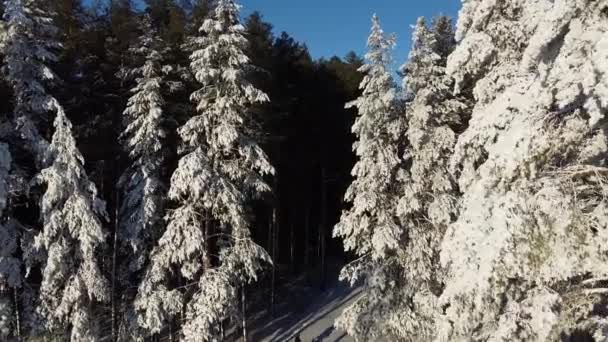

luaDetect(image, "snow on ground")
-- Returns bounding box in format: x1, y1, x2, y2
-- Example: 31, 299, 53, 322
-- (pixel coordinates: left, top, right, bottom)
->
240, 263, 361, 342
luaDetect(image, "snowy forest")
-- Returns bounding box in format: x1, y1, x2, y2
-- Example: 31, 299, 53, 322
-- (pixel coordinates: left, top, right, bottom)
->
0, 0, 607, 341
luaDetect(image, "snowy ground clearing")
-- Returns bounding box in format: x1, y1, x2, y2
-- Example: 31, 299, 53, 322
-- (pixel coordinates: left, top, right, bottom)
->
249, 283, 360, 341
229, 262, 360, 342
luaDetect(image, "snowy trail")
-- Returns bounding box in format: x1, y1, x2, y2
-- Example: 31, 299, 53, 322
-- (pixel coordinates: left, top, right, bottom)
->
240, 264, 361, 342
251, 284, 361, 342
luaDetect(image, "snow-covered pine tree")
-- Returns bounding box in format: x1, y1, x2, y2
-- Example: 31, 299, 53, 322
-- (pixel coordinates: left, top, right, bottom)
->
384, 16, 466, 341
34, 99, 110, 341
439, 1, 608, 340
135, 1, 274, 340
332, 14, 405, 340
115, 15, 169, 340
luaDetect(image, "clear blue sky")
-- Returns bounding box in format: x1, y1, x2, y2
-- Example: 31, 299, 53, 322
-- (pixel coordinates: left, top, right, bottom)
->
85, 1, 462, 67
239, 0, 462, 68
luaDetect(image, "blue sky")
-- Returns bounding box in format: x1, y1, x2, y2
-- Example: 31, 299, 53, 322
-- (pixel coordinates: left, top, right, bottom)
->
239, 1, 462, 68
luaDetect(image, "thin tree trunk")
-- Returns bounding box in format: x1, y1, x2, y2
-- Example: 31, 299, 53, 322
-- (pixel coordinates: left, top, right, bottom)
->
270, 206, 277, 318
269, 139, 282, 318
320, 167, 328, 291
220, 320, 225, 341
267, 213, 273, 252
111, 190, 119, 341
13, 288, 21, 341
266, 211, 273, 317
303, 205, 310, 272
289, 212, 295, 275
241, 287, 247, 342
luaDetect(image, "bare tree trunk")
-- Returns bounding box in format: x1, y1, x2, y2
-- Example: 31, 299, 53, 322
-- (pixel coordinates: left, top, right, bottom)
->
320, 167, 328, 291
289, 212, 295, 275
111, 190, 119, 341
270, 206, 277, 318
241, 287, 247, 342
220, 320, 225, 341
269, 138, 282, 318
13, 288, 21, 341
267, 213, 273, 252
303, 206, 310, 271
266, 210, 273, 312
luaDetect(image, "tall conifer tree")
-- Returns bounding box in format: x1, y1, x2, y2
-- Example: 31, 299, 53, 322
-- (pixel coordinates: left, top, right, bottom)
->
135, 1, 274, 340
333, 14, 405, 340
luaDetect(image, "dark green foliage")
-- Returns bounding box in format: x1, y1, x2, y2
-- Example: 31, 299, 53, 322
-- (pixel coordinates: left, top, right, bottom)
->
243, 12, 363, 276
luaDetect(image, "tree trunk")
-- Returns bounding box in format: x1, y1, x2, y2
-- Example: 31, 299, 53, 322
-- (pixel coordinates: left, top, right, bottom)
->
289, 212, 295, 275
266, 211, 273, 316
220, 320, 225, 341
320, 167, 328, 291
241, 287, 247, 342
111, 190, 119, 341
203, 218, 211, 271
13, 288, 21, 341
270, 206, 277, 318
303, 206, 310, 270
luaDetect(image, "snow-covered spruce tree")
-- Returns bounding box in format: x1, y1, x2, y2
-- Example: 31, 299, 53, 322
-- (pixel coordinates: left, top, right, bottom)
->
135, 1, 274, 340
33, 99, 110, 341
118, 15, 169, 270
438, 0, 608, 340
116, 14, 167, 326
2, 0, 59, 162
376, 16, 466, 341
332, 15, 406, 340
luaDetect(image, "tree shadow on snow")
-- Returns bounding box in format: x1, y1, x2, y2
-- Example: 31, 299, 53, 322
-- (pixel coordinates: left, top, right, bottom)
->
248, 285, 360, 342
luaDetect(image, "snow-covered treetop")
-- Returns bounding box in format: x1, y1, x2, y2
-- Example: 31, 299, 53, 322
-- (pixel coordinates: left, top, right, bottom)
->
187, 0, 271, 159
120, 14, 167, 187
398, 16, 463, 230
2, 0, 59, 161
403, 17, 455, 95
364, 14, 396, 70
34, 99, 109, 341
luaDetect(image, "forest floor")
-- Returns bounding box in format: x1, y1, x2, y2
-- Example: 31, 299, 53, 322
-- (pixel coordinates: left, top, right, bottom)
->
233, 261, 361, 342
